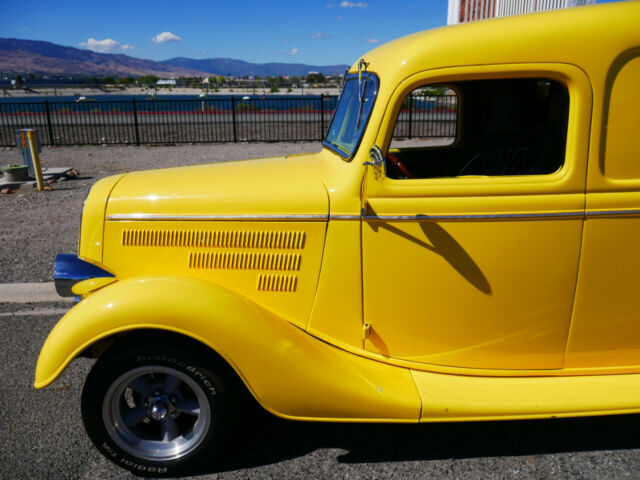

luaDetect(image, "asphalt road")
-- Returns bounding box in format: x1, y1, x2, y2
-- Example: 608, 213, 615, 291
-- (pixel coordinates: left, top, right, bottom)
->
3, 299, 640, 480
2, 143, 640, 479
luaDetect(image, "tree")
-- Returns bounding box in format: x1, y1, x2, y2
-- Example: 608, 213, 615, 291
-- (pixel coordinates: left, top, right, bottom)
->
306, 72, 325, 84
217, 75, 225, 85
15, 75, 24, 85
138, 75, 159, 86
421, 86, 445, 96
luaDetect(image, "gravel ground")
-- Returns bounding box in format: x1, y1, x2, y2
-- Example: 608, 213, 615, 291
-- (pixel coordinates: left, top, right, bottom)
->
0, 142, 321, 283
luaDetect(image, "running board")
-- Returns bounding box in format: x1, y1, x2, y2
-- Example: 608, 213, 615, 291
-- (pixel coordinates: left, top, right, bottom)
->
413, 370, 640, 421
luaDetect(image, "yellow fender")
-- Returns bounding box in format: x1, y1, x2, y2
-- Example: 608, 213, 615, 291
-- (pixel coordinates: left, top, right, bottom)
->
35, 276, 421, 422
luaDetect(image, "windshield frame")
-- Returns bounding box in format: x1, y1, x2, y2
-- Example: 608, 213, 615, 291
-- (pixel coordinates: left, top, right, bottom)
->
322, 72, 380, 162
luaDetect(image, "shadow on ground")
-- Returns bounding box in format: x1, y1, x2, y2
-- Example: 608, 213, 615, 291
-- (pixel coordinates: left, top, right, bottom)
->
197, 411, 640, 475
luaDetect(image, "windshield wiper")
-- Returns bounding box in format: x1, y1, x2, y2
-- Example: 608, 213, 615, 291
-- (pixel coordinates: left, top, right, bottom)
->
356, 80, 368, 131
356, 59, 369, 131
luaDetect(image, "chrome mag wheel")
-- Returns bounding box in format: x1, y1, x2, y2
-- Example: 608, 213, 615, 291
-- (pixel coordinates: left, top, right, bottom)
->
102, 365, 212, 462
82, 336, 236, 476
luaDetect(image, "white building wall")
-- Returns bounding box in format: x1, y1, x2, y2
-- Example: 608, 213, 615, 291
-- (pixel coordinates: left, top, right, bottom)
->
448, 0, 462, 24
448, 0, 595, 24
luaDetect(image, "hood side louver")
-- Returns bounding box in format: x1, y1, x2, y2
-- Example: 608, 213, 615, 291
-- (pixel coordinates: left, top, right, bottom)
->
122, 228, 305, 293
257, 274, 298, 293
122, 229, 305, 249
189, 252, 302, 271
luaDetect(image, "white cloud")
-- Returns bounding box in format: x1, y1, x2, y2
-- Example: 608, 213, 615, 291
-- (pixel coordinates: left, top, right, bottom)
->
78, 38, 134, 53
337, 15, 343, 20
282, 37, 291, 43
327, 3, 334, 7
272, 47, 300, 56
365, 37, 379, 44
311, 32, 333, 39
339, 1, 368, 8
151, 31, 183, 44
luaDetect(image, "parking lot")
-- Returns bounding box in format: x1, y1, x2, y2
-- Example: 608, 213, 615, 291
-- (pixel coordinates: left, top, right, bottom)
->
2, 142, 640, 479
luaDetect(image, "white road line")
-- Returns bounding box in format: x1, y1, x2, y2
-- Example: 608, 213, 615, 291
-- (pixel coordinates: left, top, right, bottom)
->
0, 282, 73, 303
0, 308, 70, 318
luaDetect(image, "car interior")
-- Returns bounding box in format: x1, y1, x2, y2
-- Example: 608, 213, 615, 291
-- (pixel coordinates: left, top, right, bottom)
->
385, 78, 570, 180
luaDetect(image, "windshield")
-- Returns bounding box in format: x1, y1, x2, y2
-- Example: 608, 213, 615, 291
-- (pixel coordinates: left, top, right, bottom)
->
323, 73, 379, 159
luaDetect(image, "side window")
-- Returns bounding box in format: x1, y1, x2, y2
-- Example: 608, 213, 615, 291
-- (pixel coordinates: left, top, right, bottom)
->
390, 86, 458, 149
386, 78, 569, 179
604, 56, 640, 180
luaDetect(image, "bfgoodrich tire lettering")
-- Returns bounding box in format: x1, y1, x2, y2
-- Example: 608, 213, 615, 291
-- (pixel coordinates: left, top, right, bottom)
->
81, 338, 235, 477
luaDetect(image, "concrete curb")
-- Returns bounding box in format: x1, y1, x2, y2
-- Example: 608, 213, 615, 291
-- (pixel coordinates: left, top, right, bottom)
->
0, 282, 73, 303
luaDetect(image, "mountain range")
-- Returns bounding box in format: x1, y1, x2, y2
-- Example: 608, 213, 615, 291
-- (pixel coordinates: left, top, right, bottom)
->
0, 38, 349, 78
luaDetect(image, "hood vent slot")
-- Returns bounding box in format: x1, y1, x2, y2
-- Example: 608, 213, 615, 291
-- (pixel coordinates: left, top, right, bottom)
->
122, 229, 305, 249
189, 252, 301, 271
257, 274, 298, 293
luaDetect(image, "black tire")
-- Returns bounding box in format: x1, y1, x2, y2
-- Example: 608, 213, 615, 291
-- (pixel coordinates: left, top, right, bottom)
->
81, 335, 236, 477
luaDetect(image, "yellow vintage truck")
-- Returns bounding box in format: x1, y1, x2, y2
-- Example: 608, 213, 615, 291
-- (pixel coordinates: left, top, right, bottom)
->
35, 2, 640, 475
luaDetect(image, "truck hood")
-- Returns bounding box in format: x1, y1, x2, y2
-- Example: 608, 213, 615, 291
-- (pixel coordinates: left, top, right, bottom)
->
105, 155, 329, 219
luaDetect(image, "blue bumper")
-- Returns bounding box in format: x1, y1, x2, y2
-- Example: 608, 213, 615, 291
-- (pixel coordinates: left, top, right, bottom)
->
53, 254, 114, 297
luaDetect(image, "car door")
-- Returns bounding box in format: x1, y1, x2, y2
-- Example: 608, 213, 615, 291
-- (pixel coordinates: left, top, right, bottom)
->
362, 64, 592, 371
566, 55, 640, 369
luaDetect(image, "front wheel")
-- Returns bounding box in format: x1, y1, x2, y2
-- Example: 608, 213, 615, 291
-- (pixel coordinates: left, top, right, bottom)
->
81, 338, 235, 476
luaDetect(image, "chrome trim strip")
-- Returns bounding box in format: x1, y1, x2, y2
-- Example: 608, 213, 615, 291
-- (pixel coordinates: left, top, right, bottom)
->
363, 211, 584, 221
107, 214, 328, 221
106, 209, 640, 223
586, 209, 640, 217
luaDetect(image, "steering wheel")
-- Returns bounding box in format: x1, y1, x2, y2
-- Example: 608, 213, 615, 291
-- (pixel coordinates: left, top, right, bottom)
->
458, 131, 538, 176
387, 153, 414, 179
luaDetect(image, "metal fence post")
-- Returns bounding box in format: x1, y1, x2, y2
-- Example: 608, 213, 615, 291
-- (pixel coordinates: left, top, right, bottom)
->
231, 97, 237, 143
408, 93, 413, 140
132, 99, 140, 146
319, 94, 325, 141
44, 100, 55, 146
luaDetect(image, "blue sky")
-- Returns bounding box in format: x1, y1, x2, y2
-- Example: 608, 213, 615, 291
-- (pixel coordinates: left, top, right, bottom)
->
0, 0, 621, 66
